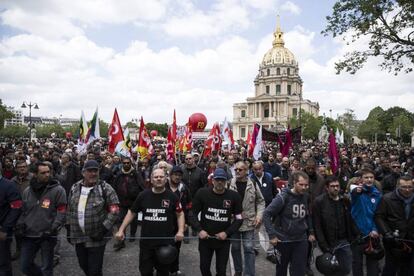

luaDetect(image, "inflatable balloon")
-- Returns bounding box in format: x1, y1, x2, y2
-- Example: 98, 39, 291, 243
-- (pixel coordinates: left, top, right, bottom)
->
189, 113, 207, 132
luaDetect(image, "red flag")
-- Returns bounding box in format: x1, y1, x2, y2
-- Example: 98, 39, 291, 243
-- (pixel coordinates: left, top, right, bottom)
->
137, 117, 153, 160
248, 124, 260, 157
107, 108, 124, 153
328, 129, 339, 174
166, 110, 177, 161
278, 127, 292, 157
204, 123, 222, 157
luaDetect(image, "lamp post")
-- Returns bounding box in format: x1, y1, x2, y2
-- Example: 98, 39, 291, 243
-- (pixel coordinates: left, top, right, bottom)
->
21, 101, 39, 140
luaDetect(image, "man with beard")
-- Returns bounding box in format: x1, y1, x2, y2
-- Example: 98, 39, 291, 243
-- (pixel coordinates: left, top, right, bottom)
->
192, 168, 243, 276
66, 160, 120, 276
264, 153, 281, 180
112, 156, 144, 251
11, 160, 32, 260
115, 169, 184, 276
263, 171, 316, 276
2, 157, 15, 180
375, 175, 414, 276
167, 166, 193, 275
15, 162, 67, 276
280, 157, 291, 181
381, 161, 402, 194
313, 176, 356, 276
303, 158, 325, 275
181, 153, 206, 236
56, 153, 81, 198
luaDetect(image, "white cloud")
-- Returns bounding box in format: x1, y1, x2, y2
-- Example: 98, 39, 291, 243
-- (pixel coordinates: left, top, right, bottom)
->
280, 1, 301, 15
1, 0, 167, 39
163, 0, 250, 38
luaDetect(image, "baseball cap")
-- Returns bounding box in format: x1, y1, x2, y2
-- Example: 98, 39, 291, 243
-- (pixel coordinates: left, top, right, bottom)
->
213, 168, 228, 180
83, 160, 100, 171
171, 165, 183, 174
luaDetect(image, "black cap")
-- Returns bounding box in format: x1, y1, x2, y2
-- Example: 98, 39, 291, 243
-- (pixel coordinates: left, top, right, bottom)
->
83, 160, 100, 171
171, 165, 183, 174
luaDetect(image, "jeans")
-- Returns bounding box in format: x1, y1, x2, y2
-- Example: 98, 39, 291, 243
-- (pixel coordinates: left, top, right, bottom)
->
198, 239, 230, 276
275, 240, 308, 276
20, 237, 57, 276
75, 243, 106, 276
351, 243, 380, 276
0, 239, 12, 276
231, 230, 256, 276
382, 249, 414, 276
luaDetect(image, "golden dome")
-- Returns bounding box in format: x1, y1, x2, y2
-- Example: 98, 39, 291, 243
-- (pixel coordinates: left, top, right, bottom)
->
261, 17, 297, 66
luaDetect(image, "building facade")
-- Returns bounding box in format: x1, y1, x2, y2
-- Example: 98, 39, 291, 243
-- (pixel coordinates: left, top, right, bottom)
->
4, 106, 23, 127
232, 20, 319, 140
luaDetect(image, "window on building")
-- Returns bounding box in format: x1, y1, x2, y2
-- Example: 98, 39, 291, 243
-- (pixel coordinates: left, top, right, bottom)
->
241, 110, 246, 117
276, 84, 281, 95
241, 127, 246, 138
287, 85, 291, 95
287, 68, 290, 75
264, 108, 269, 118
276, 68, 280, 75
266, 85, 270, 94
293, 108, 298, 117
267, 69, 270, 76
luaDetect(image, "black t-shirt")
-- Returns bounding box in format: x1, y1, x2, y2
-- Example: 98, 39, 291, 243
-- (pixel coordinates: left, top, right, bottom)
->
130, 189, 182, 247
235, 180, 247, 200
192, 187, 242, 237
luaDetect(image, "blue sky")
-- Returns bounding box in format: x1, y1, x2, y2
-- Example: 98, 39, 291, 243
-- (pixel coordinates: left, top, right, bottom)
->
0, 0, 412, 127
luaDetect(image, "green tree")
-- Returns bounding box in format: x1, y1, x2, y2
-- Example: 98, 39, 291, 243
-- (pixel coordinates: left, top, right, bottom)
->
358, 107, 386, 142
323, 0, 414, 75
99, 119, 109, 138
0, 99, 14, 129
289, 110, 322, 140
0, 125, 26, 138
391, 114, 412, 142
35, 124, 65, 138
145, 122, 168, 137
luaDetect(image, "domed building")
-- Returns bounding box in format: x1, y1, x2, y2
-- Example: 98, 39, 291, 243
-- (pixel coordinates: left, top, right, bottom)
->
232, 19, 319, 140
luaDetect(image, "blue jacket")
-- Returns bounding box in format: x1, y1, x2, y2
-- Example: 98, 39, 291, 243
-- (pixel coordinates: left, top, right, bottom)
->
351, 185, 382, 235
249, 172, 277, 207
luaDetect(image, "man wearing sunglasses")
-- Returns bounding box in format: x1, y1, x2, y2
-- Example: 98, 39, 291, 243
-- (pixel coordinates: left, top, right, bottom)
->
112, 156, 145, 251
382, 161, 402, 194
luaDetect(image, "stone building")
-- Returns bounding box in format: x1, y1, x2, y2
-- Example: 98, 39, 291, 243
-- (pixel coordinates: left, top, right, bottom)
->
232, 19, 319, 140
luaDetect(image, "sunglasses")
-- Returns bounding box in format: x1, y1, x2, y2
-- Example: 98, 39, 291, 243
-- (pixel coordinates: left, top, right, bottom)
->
235, 168, 245, 171
123, 162, 131, 165
392, 166, 401, 168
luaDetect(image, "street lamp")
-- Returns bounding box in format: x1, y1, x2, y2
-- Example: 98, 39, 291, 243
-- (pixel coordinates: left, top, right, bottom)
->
21, 101, 39, 140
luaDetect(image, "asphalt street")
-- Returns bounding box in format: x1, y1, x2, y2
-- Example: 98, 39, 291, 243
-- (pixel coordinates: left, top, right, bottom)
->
11, 226, 324, 276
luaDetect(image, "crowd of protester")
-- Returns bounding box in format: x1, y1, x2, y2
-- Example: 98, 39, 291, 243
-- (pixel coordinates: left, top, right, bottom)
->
1, 136, 414, 276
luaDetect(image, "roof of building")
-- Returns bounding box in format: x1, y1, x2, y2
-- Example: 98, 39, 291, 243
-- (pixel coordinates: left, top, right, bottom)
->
261, 16, 297, 67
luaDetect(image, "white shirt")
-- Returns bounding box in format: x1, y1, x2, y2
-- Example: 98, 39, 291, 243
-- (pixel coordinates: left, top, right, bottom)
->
78, 186, 94, 233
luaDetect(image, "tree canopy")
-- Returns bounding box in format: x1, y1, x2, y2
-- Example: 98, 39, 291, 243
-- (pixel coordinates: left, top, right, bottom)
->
323, 0, 414, 75
357, 106, 414, 142
0, 99, 14, 130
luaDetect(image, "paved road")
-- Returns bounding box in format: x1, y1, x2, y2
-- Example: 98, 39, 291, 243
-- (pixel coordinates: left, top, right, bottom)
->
11, 227, 324, 275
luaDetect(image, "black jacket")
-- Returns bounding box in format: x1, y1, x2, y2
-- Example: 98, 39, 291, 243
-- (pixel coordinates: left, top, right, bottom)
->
57, 162, 81, 197
112, 169, 144, 208
313, 193, 357, 252
375, 190, 414, 240
181, 165, 206, 197
0, 176, 22, 235
381, 173, 401, 194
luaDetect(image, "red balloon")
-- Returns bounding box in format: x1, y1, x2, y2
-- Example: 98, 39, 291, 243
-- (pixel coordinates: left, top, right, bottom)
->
189, 113, 207, 132
150, 130, 158, 137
